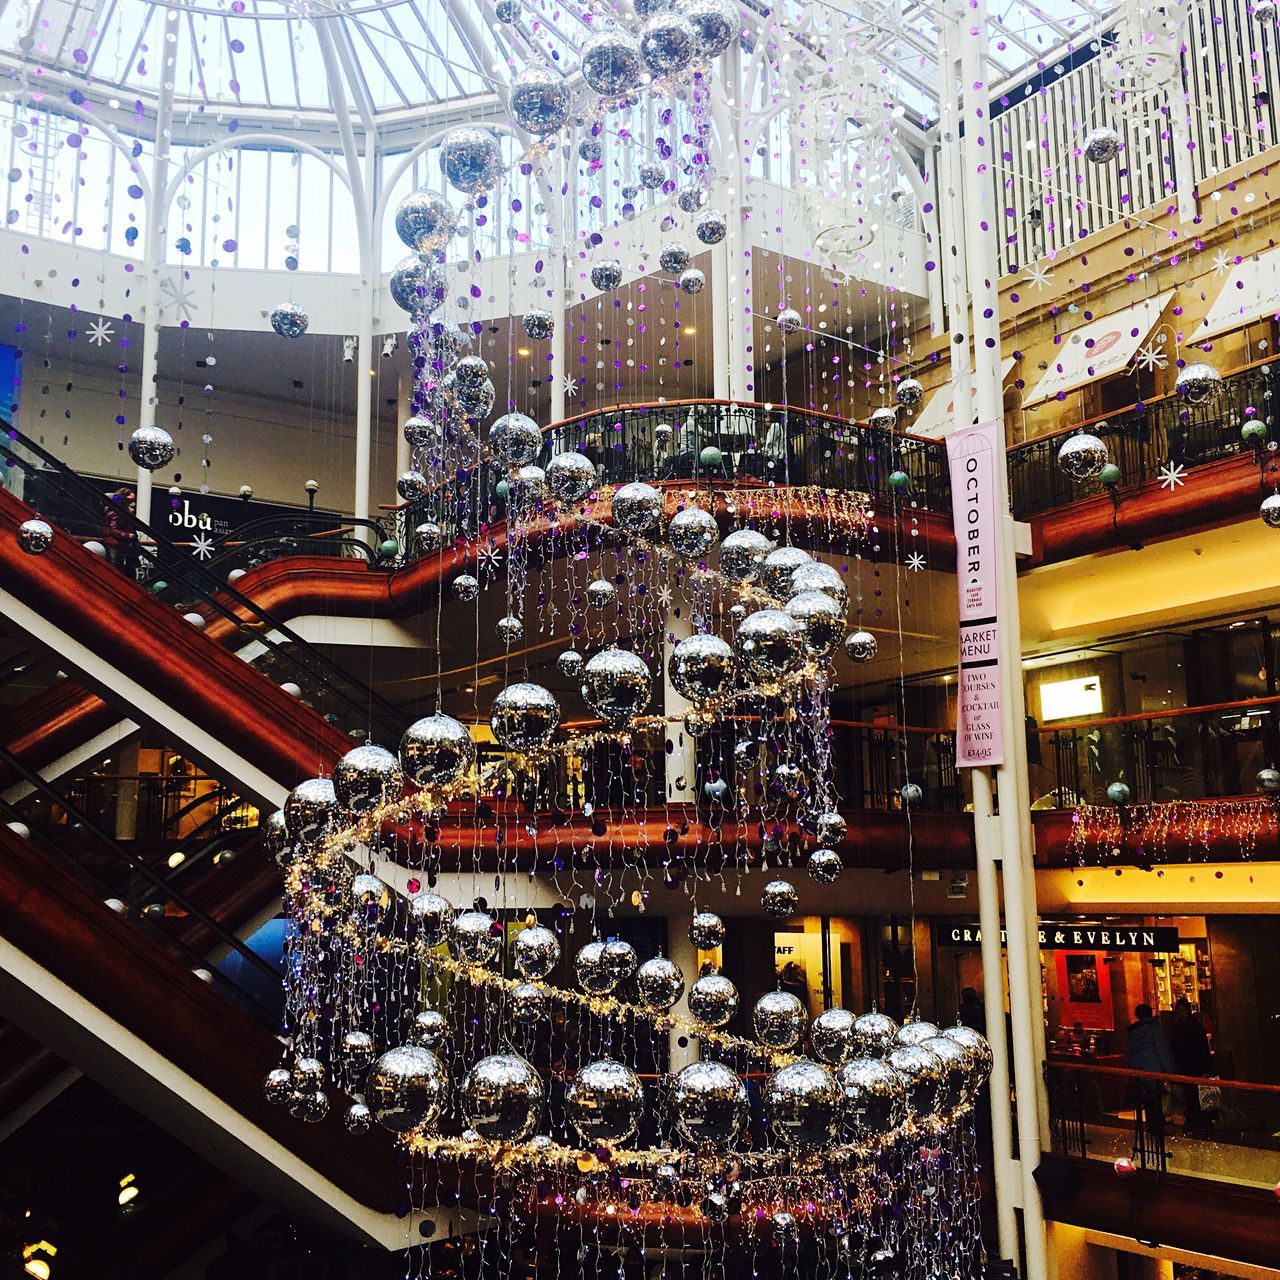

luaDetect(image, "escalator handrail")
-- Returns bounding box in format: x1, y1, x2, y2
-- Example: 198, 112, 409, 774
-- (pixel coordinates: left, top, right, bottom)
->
2, 429, 403, 737
0, 742, 282, 990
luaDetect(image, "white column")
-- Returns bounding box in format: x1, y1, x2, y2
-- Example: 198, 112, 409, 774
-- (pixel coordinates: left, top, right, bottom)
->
957, 9, 1050, 1278
396, 365, 413, 478
545, 149, 568, 427
662, 611, 696, 804
710, 231, 731, 401
712, 42, 750, 404
135, 12, 178, 526
666, 913, 699, 1070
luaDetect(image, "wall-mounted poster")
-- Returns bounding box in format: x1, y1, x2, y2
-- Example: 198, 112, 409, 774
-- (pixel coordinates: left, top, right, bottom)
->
1055, 951, 1115, 1031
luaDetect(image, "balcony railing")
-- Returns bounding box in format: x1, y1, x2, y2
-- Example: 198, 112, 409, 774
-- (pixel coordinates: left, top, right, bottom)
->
1047, 1059, 1280, 1190
1031, 695, 1280, 808
1008, 360, 1274, 518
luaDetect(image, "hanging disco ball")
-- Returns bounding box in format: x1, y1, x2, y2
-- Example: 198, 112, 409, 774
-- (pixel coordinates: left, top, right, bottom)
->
334, 744, 404, 814
453, 574, 480, 602
886, 1044, 946, 1120
512, 924, 560, 979
668, 632, 735, 703
811, 1007, 856, 1066
128, 425, 176, 471
668, 505, 718, 558
263, 1067, 292, 1106
496, 0, 520, 20
636, 955, 685, 1010
403, 415, 434, 449
611, 480, 663, 533
397, 469, 429, 501
558, 649, 585, 679
522, 309, 554, 340
262, 809, 291, 867
761, 545, 812, 598
639, 12, 699, 75
638, 161, 665, 189
678, 267, 706, 294
590, 259, 625, 292
510, 983, 546, 1026
761, 878, 799, 918
411, 1008, 449, 1048
367, 1045, 447, 1133
1175, 361, 1223, 406
681, 0, 739, 57
490, 682, 561, 752
453, 909, 501, 965
390, 255, 444, 314
764, 1059, 842, 1147
283, 777, 339, 844
1083, 126, 1122, 164
585, 577, 617, 609
1261, 494, 1280, 527
719, 527, 773, 582
896, 1019, 942, 1048
270, 301, 309, 338
547, 451, 596, 503
567, 1059, 645, 1145
840, 1056, 907, 1139
580, 29, 644, 97
508, 66, 573, 136
496, 614, 525, 644
687, 971, 739, 1027
807, 845, 842, 883
16, 518, 54, 555
410, 892, 453, 946
575, 940, 616, 994
578, 137, 603, 164
789, 560, 848, 608
439, 126, 502, 194
394, 190, 456, 253
735, 609, 804, 679
659, 243, 692, 274
581, 647, 653, 724
457, 378, 496, 421
776, 308, 802, 334
671, 1059, 748, 1144
689, 911, 725, 949
844, 629, 877, 662
852, 1008, 899, 1057
787, 590, 845, 659
896, 377, 925, 408
694, 210, 727, 247
676, 185, 706, 213
399, 713, 476, 787
869, 404, 897, 431
816, 810, 847, 845
923, 1034, 971, 1112
753, 990, 808, 1049
488, 412, 542, 466
1056, 430, 1109, 482
461, 1053, 543, 1141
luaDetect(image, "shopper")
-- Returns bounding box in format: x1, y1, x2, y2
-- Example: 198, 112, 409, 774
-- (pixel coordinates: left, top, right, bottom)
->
102, 489, 139, 577
1125, 1003, 1175, 1157
958, 987, 987, 1036
1170, 997, 1214, 1135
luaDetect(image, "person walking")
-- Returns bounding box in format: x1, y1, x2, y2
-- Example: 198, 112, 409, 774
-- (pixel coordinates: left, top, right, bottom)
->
1125, 1003, 1175, 1162
102, 488, 139, 577
1170, 997, 1214, 1135
957, 987, 987, 1036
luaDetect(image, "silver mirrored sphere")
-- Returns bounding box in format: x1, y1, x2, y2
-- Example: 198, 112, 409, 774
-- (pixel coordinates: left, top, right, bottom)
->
404, 414, 434, 449
678, 267, 706, 294
397, 470, 429, 501
694, 207, 727, 245
270, 301, 309, 338
367, 1044, 447, 1133
761, 878, 799, 918
807, 846, 842, 884
789, 560, 848, 608
439, 126, 502, 194
736, 609, 804, 680
262, 808, 292, 867
602, 937, 639, 983
489, 412, 542, 466
840, 1055, 907, 1139
719, 527, 772, 582
896, 377, 925, 408
1175, 361, 1223, 406
411, 1008, 448, 1048
668, 505, 719, 559
844, 629, 878, 663
399, 714, 476, 787
557, 649, 585, 679
522, 308, 554, 340
852, 1008, 900, 1058
1083, 125, 1122, 164
576, 940, 617, 994
341, 1029, 376, 1073
581, 647, 652, 724
508, 66, 573, 136
681, 0, 739, 56
895, 1019, 942, 1048
636, 954, 685, 1009
395, 189, 457, 253
787, 590, 845, 659
510, 982, 547, 1026
512, 924, 561, 979
639, 12, 698, 74
334, 744, 404, 814
284, 777, 339, 844
1057, 431, 1109, 482
776, 308, 802, 334
490, 682, 561, 752
461, 1052, 543, 1140
668, 632, 735, 703
344, 1101, 373, 1134
816, 811, 847, 845
660, 243, 692, 274
764, 1058, 841, 1147
452, 909, 501, 965
410, 891, 453, 946
580, 30, 644, 97
612, 480, 663, 534
128, 425, 176, 471
689, 911, 725, 949
390, 254, 444, 314
547, 451, 596, 503
263, 1067, 292, 1105
886, 1043, 946, 1120
761, 546, 812, 598
590, 259, 624, 292
1262, 494, 1280, 528
585, 577, 617, 609
753, 989, 808, 1048
453, 574, 480, 602
16, 518, 53, 555
811, 1007, 856, 1066
687, 971, 739, 1027
671, 1059, 749, 1144
869, 404, 898, 431
566, 1058, 645, 1145
639, 162, 666, 189
922, 1034, 970, 1112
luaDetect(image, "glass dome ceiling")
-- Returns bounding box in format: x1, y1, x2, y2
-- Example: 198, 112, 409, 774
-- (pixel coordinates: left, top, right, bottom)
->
0, 0, 1117, 127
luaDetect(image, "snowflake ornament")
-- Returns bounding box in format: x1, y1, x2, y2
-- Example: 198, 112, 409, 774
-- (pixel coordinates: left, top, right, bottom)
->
562, 374, 580, 399
190, 532, 215, 560
1133, 339, 1169, 372
158, 276, 198, 323
1158, 461, 1186, 490
86, 317, 115, 347
1023, 262, 1055, 291
906, 552, 926, 572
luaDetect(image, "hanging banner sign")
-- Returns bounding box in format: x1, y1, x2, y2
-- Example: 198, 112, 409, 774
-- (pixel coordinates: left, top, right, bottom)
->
934, 921, 1181, 953
946, 419, 1005, 767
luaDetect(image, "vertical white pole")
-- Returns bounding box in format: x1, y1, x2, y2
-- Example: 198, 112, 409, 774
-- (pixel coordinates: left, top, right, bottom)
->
711, 231, 731, 402
956, 8, 1051, 1278
354, 148, 377, 528
547, 149, 568, 427
665, 913, 699, 1070
135, 11, 178, 527
662, 610, 696, 804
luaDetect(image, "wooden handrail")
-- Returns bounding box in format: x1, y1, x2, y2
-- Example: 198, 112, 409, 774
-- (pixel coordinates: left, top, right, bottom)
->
1035, 693, 1280, 735
1048, 1056, 1280, 1096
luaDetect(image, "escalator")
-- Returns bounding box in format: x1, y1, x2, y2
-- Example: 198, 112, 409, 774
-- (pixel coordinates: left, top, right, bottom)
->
0, 757, 424, 1252
0, 429, 407, 806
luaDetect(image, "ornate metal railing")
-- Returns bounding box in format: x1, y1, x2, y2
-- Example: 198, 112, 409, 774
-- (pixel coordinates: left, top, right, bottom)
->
1008, 361, 1275, 518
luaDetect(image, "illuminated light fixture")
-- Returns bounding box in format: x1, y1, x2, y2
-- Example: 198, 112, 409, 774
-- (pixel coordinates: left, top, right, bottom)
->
23, 1242, 56, 1279
683, 326, 696, 335
118, 1173, 139, 1208
167, 850, 185, 869
517, 347, 531, 356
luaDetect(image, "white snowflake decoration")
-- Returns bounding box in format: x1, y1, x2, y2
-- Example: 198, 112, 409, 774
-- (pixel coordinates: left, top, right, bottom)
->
158, 276, 198, 324
189, 532, 215, 560
906, 552, 926, 572
1133, 339, 1169, 372
1210, 249, 1233, 276
1023, 261, 1055, 291
86, 317, 115, 347
1158, 461, 1187, 490
562, 374, 580, 399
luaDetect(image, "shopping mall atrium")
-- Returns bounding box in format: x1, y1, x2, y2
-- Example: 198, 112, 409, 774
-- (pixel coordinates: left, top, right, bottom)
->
3, 0, 1280, 1277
